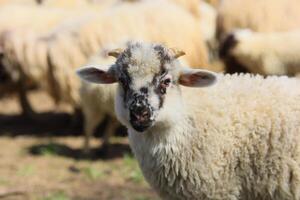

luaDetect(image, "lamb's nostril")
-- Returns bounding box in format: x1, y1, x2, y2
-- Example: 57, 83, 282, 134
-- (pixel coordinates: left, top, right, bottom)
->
140, 87, 148, 94
142, 110, 149, 118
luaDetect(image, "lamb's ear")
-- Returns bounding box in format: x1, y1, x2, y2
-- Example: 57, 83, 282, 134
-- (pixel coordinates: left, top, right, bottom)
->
179, 68, 217, 87
76, 65, 117, 84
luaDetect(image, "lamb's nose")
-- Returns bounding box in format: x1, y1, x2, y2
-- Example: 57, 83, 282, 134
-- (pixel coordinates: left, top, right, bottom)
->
130, 105, 150, 123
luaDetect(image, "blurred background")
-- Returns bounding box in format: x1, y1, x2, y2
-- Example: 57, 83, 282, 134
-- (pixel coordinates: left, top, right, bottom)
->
0, 0, 299, 199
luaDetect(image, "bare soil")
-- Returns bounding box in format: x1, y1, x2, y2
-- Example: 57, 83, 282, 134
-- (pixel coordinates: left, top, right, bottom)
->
0, 90, 159, 200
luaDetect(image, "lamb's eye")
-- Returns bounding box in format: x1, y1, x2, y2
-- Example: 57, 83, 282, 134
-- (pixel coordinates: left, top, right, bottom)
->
158, 78, 171, 94
163, 78, 171, 86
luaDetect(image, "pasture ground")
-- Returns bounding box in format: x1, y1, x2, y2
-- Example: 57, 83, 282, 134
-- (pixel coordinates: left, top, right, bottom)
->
0, 90, 158, 200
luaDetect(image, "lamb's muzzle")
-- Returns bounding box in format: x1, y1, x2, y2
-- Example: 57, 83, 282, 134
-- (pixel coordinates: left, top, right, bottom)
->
129, 93, 153, 132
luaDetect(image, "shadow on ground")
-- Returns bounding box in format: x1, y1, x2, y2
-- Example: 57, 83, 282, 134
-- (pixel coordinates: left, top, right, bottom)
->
28, 142, 131, 160
0, 112, 83, 136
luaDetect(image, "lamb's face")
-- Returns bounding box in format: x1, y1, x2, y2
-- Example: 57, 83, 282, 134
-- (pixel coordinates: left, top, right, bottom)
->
77, 42, 217, 133
113, 43, 180, 132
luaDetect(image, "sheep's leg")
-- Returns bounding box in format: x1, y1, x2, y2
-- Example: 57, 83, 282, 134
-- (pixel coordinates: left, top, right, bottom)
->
99, 117, 119, 155
83, 110, 104, 154
17, 79, 36, 119
68, 107, 83, 129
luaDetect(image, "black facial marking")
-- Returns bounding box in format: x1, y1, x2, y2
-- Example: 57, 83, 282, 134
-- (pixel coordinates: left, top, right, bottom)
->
154, 45, 172, 72
152, 71, 169, 109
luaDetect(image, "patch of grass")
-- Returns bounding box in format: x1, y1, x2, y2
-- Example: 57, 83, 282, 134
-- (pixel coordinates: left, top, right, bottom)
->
39, 143, 63, 156
42, 191, 69, 200
127, 168, 144, 183
83, 167, 104, 181
123, 153, 144, 183
17, 165, 35, 176
0, 178, 9, 186
123, 153, 136, 167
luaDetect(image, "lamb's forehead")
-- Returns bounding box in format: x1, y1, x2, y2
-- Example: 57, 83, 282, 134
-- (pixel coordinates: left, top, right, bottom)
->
116, 43, 172, 80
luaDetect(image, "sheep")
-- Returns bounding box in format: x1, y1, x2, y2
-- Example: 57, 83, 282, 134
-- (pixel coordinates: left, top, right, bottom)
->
217, 0, 300, 40
219, 29, 300, 75
2, 0, 209, 103
79, 47, 119, 153
77, 41, 300, 200
217, 0, 300, 73
0, 4, 100, 116
1, 0, 209, 149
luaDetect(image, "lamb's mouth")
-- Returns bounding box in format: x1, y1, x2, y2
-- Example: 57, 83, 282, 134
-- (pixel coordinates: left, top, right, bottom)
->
129, 104, 154, 132
130, 112, 153, 132
131, 121, 153, 132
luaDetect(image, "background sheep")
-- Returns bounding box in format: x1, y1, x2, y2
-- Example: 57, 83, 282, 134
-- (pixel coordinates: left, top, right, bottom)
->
219, 29, 300, 75
78, 41, 300, 200
217, 0, 300, 73
217, 0, 300, 39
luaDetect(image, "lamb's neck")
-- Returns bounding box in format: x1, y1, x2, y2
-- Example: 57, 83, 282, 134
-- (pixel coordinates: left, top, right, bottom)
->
128, 111, 198, 163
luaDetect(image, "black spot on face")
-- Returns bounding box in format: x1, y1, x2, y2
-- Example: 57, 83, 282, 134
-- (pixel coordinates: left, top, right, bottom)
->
152, 70, 170, 109
154, 45, 172, 72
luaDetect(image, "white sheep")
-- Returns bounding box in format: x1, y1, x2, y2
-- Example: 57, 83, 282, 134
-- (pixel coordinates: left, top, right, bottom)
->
79, 47, 119, 153
78, 41, 300, 200
2, 0, 209, 104
219, 29, 300, 76
217, 0, 300, 40
217, 0, 300, 73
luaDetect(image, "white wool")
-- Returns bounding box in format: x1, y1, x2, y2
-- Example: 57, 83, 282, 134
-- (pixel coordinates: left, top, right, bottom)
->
127, 73, 300, 200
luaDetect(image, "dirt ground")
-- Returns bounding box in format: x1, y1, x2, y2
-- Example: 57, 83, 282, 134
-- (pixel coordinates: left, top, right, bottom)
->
0, 90, 159, 200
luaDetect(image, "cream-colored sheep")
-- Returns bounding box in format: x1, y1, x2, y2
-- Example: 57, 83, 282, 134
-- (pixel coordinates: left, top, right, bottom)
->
217, 0, 300, 39
80, 52, 118, 152
219, 29, 300, 76
217, 0, 300, 73
0, 4, 99, 115
78, 41, 300, 200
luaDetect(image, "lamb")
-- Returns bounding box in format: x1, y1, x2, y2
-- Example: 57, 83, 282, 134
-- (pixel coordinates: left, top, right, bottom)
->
219, 29, 300, 75
77, 41, 300, 200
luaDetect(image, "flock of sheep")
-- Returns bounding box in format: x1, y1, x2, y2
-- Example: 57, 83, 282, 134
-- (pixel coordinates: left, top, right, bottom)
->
1, 0, 300, 199
0, 0, 300, 200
